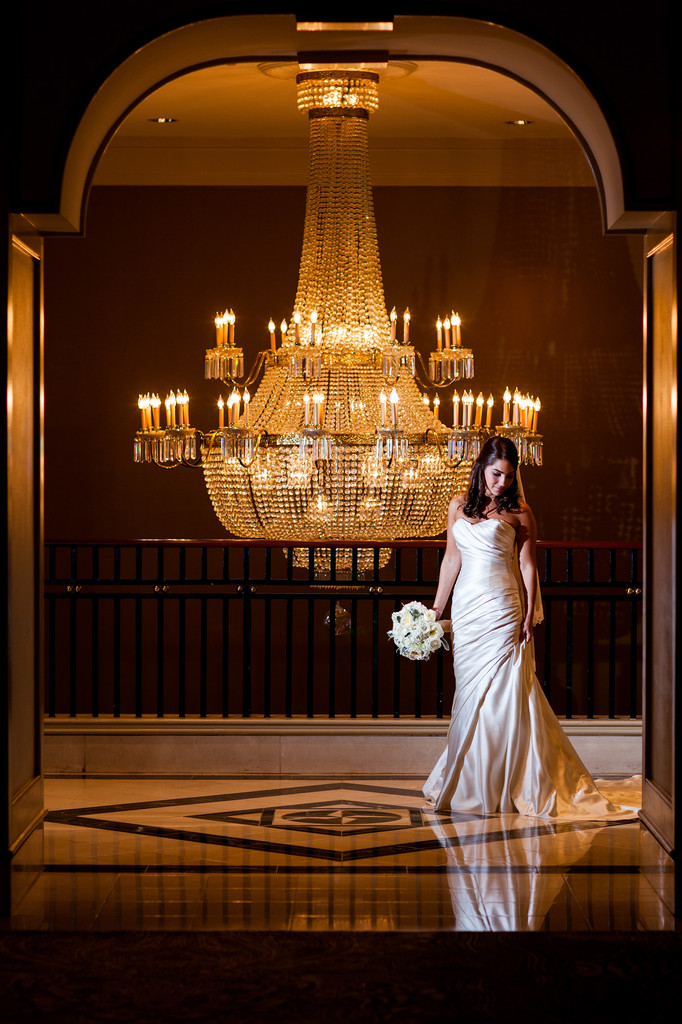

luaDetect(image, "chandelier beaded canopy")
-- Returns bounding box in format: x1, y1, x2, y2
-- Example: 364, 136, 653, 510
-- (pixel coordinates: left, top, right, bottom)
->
134, 67, 542, 564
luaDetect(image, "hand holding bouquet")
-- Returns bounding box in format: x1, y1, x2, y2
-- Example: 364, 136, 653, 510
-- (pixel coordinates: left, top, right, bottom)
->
388, 601, 449, 662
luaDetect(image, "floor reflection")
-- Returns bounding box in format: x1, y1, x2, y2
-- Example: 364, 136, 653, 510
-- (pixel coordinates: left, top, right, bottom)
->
3, 775, 674, 932
427, 813, 614, 930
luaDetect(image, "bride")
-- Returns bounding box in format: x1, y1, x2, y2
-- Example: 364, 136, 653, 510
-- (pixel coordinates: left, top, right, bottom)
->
424, 436, 633, 819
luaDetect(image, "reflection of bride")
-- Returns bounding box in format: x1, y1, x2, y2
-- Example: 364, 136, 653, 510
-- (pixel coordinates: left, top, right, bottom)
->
424, 437, 637, 820
425, 801, 642, 930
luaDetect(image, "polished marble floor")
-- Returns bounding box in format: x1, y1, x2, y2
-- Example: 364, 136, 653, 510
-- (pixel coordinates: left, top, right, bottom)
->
5, 775, 675, 932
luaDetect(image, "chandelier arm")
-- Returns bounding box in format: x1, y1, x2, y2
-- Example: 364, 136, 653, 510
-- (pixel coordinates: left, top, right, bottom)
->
201, 429, 221, 462
415, 351, 456, 389
425, 426, 444, 462
380, 446, 396, 469
217, 351, 266, 392
243, 352, 268, 389
237, 429, 268, 469
425, 427, 464, 470
151, 458, 181, 471
180, 430, 206, 468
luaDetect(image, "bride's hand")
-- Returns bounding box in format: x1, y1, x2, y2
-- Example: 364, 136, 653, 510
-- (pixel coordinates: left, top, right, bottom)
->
521, 618, 533, 644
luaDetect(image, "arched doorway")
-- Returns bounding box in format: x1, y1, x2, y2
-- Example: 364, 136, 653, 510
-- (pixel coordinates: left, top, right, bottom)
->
53, 15, 647, 237
6, 12, 676, 911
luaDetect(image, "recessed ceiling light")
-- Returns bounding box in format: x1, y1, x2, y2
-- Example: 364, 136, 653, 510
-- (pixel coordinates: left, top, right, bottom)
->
148, 117, 177, 124
505, 119, 533, 126
296, 22, 394, 31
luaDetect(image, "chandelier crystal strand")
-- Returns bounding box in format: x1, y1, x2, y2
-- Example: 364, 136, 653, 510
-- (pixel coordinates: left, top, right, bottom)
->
134, 67, 541, 574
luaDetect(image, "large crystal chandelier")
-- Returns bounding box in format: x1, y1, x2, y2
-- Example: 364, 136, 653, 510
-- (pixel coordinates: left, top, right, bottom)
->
134, 68, 542, 569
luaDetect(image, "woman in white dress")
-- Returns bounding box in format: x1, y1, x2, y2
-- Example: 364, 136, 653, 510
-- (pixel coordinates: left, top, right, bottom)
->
424, 436, 630, 819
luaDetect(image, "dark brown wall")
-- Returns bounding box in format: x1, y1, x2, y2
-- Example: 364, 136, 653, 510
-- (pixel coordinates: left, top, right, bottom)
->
44, 184, 643, 542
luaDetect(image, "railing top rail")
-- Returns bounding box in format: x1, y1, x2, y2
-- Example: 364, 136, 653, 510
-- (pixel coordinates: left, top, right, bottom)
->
45, 538, 643, 551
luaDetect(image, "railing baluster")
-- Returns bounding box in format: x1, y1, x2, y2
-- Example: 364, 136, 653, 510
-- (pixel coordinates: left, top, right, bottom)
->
222, 594, 230, 718
47, 589, 56, 717
91, 599, 99, 717
542, 599, 552, 702
307, 596, 315, 718
135, 596, 142, 717
414, 660, 422, 719
350, 597, 358, 718
586, 597, 594, 719
156, 593, 164, 718
263, 596, 271, 718
242, 548, 251, 718
565, 599, 573, 718
328, 596, 335, 718
630, 596, 639, 718
372, 593, 379, 717
393, 596, 401, 719
178, 595, 186, 717
436, 645, 444, 719
285, 596, 293, 717
113, 595, 121, 717
157, 546, 165, 718
200, 595, 208, 718
608, 597, 616, 718
69, 590, 77, 718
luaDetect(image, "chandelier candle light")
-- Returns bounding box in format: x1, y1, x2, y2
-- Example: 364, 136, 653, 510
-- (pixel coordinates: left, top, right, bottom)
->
133, 67, 542, 570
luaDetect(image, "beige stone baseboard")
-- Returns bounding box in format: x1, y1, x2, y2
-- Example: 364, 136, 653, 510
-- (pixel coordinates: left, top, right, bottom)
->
44, 716, 642, 777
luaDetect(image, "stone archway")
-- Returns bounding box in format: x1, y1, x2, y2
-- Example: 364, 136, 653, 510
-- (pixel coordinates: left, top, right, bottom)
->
48, 15, 663, 236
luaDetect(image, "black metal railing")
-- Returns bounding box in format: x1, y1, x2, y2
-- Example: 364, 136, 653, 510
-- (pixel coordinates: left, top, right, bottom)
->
44, 539, 642, 720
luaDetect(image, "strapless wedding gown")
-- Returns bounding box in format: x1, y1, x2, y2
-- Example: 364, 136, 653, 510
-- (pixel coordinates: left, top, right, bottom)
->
424, 518, 635, 819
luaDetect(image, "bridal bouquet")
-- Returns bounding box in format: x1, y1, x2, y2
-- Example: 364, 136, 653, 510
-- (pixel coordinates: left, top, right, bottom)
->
388, 601, 449, 661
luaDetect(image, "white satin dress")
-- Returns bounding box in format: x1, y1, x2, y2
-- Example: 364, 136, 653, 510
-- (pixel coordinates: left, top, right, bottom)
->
424, 518, 634, 819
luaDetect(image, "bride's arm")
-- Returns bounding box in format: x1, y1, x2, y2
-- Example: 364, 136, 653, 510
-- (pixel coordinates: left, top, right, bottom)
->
517, 502, 538, 642
431, 498, 462, 619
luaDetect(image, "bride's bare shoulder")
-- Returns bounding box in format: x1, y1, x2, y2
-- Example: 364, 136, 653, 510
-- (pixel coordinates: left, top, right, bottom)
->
448, 494, 467, 517
514, 501, 537, 530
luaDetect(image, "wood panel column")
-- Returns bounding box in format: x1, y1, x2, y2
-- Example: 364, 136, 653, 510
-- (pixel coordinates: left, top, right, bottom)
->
641, 225, 679, 912
1, 227, 46, 914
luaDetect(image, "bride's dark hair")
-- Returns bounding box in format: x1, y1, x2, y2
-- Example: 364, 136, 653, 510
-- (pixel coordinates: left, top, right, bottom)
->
462, 436, 521, 519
